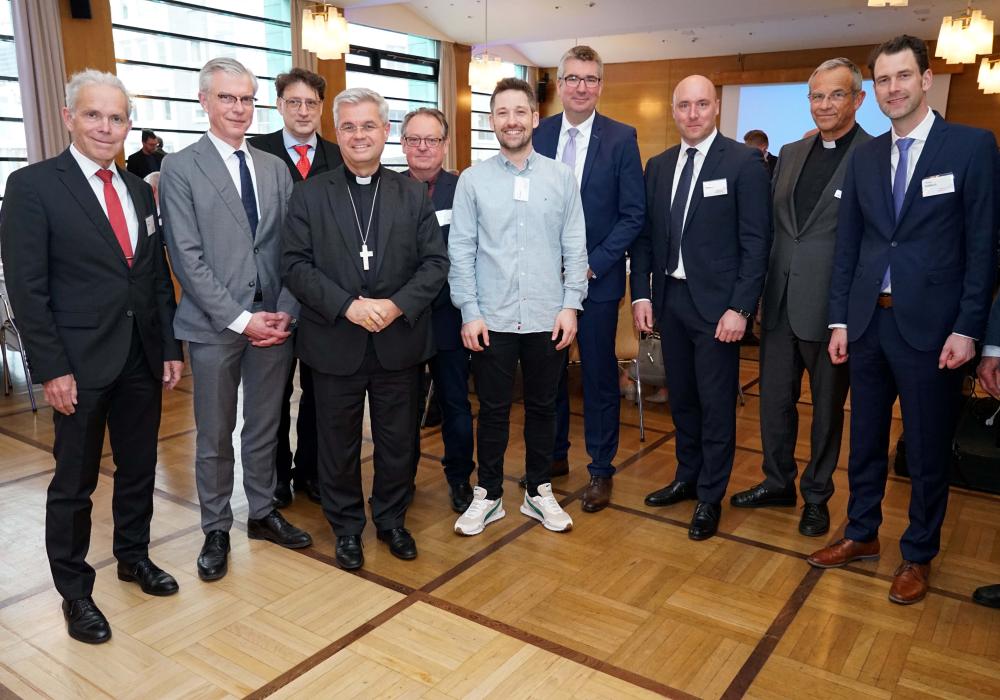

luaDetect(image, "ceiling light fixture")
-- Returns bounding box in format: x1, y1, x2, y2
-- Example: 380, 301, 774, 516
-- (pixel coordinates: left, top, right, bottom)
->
469, 0, 507, 91
935, 4, 994, 64
867, 0, 908, 6
978, 56, 1000, 93
301, 3, 350, 61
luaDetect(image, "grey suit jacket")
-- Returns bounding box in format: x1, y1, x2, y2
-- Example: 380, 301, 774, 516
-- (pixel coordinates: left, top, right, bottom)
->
762, 126, 872, 342
160, 134, 297, 344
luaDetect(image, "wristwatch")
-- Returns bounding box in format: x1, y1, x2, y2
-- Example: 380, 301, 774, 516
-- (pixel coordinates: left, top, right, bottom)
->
728, 306, 752, 320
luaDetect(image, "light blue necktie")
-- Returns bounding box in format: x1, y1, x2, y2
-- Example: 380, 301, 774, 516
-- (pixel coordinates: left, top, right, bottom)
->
562, 127, 579, 170
882, 137, 914, 292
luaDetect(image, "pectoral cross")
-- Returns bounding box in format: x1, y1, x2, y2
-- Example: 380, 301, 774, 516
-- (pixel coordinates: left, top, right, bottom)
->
359, 244, 374, 271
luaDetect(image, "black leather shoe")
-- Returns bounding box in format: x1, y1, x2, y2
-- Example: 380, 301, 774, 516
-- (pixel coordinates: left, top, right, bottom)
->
117, 558, 179, 596
729, 482, 796, 508
449, 481, 474, 513
248, 510, 313, 549
377, 527, 418, 560
799, 503, 830, 537
273, 480, 292, 508
62, 597, 111, 644
973, 583, 1000, 609
335, 535, 364, 570
198, 530, 230, 581
518, 459, 570, 488
300, 479, 322, 504
688, 502, 721, 540
644, 480, 696, 507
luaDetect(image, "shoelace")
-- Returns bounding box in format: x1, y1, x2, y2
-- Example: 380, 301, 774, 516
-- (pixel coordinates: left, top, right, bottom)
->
464, 498, 493, 518
534, 493, 562, 513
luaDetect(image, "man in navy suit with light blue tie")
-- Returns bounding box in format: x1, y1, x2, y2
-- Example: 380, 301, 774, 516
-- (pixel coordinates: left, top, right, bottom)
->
808, 36, 996, 605
531, 45, 645, 512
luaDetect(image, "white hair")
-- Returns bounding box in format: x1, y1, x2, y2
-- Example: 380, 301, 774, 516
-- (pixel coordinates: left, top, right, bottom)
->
198, 57, 258, 95
333, 87, 389, 128
65, 70, 133, 114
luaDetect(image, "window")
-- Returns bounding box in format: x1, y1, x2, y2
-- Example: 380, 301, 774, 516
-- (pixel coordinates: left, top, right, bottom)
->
345, 24, 438, 168
111, 0, 292, 157
0, 0, 26, 199
471, 63, 526, 164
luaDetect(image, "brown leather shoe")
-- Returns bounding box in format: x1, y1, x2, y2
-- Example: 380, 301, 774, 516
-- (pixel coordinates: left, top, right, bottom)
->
806, 537, 880, 568
889, 561, 930, 605
581, 477, 612, 513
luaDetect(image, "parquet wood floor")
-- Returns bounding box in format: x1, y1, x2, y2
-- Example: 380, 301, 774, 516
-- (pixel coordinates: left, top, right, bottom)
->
1, 344, 999, 699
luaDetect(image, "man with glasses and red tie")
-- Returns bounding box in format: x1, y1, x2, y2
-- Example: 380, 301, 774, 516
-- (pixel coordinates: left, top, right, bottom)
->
249, 68, 343, 509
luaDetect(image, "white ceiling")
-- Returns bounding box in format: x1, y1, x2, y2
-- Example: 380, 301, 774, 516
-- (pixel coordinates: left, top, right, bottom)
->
340, 0, 1000, 67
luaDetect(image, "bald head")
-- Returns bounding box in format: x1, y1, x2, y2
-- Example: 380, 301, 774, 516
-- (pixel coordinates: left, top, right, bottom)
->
672, 74, 719, 146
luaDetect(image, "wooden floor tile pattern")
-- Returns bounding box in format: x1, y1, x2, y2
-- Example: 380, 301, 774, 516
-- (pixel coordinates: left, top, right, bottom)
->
2, 355, 1000, 699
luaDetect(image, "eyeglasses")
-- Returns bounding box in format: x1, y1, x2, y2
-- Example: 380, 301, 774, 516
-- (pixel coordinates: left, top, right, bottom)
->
807, 90, 855, 104
561, 75, 601, 88
216, 93, 257, 107
75, 110, 128, 128
402, 136, 444, 148
281, 97, 322, 111
337, 123, 383, 135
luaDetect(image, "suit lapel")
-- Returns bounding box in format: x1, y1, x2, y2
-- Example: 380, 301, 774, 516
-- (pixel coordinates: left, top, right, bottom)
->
120, 167, 150, 262
309, 139, 328, 178
778, 137, 812, 234
895, 117, 948, 229
373, 170, 396, 279
875, 132, 895, 230
661, 147, 681, 236
193, 135, 254, 240
533, 116, 560, 159
328, 168, 367, 283
249, 144, 273, 240
799, 130, 867, 235
55, 150, 130, 267
580, 113, 602, 192
682, 134, 726, 230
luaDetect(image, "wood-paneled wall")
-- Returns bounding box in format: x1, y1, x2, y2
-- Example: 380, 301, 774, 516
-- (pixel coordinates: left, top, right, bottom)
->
540, 41, 1000, 164
59, 0, 116, 77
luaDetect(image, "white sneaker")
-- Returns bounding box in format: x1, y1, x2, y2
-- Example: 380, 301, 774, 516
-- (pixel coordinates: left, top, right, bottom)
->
454, 486, 506, 536
520, 483, 573, 532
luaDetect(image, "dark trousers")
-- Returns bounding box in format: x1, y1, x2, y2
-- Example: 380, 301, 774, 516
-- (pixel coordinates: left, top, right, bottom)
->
660, 278, 740, 505
47, 329, 162, 600
472, 331, 566, 499
843, 307, 963, 563
553, 298, 622, 478
313, 343, 419, 536
275, 357, 317, 486
427, 348, 475, 484
759, 303, 849, 503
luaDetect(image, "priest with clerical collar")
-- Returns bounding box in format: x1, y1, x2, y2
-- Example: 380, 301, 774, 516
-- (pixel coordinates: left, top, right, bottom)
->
281, 87, 449, 571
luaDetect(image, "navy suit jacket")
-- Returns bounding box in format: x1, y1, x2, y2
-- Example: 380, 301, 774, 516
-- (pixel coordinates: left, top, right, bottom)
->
630, 133, 772, 324
404, 168, 462, 351
828, 115, 997, 352
533, 112, 645, 303
248, 129, 343, 183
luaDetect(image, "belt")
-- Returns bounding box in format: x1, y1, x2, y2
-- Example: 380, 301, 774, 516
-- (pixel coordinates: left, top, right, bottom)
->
877, 293, 893, 309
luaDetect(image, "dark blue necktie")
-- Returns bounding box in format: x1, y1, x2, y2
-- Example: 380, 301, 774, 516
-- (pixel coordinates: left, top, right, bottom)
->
882, 137, 914, 291
667, 147, 699, 274
234, 150, 258, 237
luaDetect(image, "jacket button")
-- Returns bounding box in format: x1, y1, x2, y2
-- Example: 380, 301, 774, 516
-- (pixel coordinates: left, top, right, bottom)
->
890, 241, 898, 247
249, 280, 255, 287
126, 310, 134, 317
254, 247, 259, 254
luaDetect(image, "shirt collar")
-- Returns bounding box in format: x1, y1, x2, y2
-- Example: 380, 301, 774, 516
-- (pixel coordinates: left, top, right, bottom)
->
820, 122, 860, 150
559, 110, 596, 141
282, 129, 317, 151
892, 107, 934, 146
681, 128, 718, 158
206, 129, 248, 161
69, 143, 118, 182
498, 148, 539, 173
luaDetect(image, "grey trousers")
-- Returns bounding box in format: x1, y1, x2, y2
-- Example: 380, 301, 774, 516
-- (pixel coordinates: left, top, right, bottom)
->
188, 338, 293, 532
758, 303, 849, 504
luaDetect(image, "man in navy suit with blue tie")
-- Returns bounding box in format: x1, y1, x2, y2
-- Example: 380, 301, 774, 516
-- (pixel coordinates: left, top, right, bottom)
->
808, 36, 996, 605
531, 45, 645, 512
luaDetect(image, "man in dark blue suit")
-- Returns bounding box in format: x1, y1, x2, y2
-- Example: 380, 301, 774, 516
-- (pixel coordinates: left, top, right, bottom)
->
401, 108, 475, 514
808, 35, 996, 605
531, 45, 645, 512
631, 75, 772, 540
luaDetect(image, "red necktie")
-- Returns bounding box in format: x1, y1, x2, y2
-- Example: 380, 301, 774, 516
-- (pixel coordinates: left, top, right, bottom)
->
293, 144, 311, 179
96, 169, 134, 267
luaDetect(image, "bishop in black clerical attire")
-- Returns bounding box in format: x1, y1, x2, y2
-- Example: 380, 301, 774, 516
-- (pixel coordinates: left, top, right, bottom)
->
282, 87, 448, 570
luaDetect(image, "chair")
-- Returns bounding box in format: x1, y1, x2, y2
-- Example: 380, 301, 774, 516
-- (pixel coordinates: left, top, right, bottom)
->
0, 292, 37, 411
615, 281, 667, 442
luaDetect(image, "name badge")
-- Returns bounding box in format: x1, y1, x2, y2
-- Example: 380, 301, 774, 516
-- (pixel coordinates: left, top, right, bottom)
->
702, 178, 727, 197
922, 173, 955, 197
436, 209, 452, 226
834, 189, 842, 199
513, 178, 530, 202
145, 215, 156, 237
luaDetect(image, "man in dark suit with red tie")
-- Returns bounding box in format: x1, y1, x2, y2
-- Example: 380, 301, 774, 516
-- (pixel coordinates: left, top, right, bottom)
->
249, 68, 343, 508
0, 71, 184, 644
808, 36, 997, 605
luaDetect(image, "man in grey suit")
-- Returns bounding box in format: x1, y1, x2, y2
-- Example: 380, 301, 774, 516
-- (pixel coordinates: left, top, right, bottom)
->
161, 58, 312, 582
730, 58, 871, 536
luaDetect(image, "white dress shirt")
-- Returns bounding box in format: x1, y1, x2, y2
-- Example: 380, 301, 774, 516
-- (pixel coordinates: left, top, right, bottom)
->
69, 143, 139, 252
670, 129, 717, 280
555, 110, 595, 186
282, 129, 317, 166
205, 130, 260, 334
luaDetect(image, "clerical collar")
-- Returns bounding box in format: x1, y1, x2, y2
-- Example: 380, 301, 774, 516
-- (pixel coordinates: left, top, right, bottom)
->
346, 167, 381, 186
820, 122, 860, 150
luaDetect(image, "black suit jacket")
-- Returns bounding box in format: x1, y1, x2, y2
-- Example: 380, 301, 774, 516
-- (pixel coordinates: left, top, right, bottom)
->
248, 129, 343, 183
765, 152, 778, 179
282, 166, 449, 375
0, 149, 182, 388
125, 149, 163, 179
631, 133, 772, 324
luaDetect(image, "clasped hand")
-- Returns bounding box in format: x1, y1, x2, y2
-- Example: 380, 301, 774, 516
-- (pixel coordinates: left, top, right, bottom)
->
244, 311, 292, 347
346, 297, 401, 333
